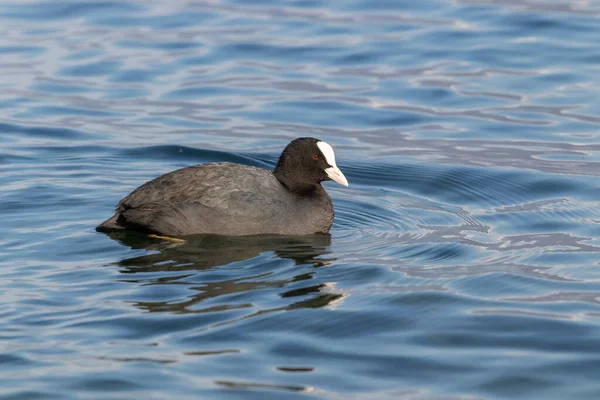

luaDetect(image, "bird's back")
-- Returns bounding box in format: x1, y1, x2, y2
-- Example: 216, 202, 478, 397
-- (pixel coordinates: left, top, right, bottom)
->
98, 162, 333, 236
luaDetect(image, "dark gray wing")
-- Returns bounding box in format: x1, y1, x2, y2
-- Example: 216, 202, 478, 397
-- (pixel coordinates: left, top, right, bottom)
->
114, 163, 292, 235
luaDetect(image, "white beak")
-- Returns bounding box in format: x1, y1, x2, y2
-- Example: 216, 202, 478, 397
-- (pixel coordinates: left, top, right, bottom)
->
317, 141, 349, 187
325, 165, 349, 187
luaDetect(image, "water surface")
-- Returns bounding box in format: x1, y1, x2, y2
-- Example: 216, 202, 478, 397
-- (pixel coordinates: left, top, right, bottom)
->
1, 0, 600, 399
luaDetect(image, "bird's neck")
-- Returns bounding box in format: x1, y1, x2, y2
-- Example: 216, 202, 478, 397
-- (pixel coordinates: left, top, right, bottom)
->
273, 167, 321, 195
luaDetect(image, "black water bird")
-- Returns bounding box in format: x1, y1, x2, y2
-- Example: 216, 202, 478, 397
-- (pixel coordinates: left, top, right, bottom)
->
97, 137, 348, 236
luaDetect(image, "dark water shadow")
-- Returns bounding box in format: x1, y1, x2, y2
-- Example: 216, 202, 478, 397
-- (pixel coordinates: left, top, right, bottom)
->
104, 231, 333, 271
101, 231, 342, 314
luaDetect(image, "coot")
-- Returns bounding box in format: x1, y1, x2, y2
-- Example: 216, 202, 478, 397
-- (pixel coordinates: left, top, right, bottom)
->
97, 137, 348, 236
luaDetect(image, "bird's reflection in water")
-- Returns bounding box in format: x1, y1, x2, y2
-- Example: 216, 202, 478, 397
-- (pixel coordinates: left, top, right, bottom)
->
103, 231, 345, 316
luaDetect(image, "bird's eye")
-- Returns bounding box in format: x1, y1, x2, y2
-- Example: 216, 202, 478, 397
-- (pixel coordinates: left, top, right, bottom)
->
312, 154, 319, 160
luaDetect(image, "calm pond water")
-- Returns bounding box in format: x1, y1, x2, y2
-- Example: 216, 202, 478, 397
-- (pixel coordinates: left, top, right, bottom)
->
1, 0, 600, 399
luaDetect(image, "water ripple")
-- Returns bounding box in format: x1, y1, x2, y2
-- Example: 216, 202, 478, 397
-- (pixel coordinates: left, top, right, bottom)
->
1, 0, 600, 399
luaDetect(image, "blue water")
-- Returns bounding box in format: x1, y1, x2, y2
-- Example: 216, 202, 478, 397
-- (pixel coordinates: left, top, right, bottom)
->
1, 0, 600, 398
